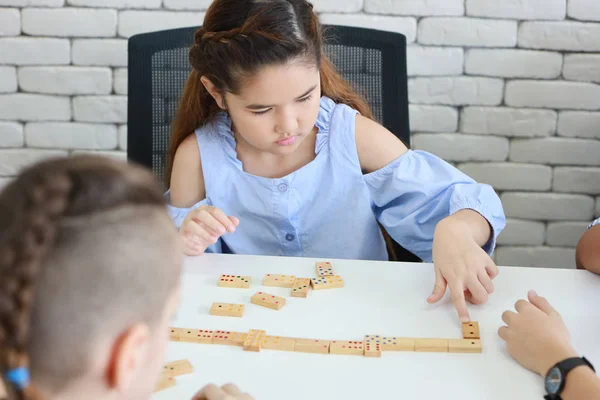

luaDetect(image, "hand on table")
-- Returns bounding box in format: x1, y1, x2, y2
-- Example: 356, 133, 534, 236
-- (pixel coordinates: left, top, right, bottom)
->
192, 383, 254, 400
180, 205, 239, 255
427, 218, 498, 322
498, 290, 577, 376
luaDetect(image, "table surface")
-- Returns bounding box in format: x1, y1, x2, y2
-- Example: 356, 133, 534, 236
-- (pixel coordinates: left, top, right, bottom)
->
152, 253, 600, 400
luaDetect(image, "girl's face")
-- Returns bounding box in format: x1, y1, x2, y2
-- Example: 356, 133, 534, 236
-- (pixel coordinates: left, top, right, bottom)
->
223, 60, 322, 156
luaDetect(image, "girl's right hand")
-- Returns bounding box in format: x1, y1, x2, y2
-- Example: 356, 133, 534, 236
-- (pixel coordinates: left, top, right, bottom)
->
180, 205, 239, 255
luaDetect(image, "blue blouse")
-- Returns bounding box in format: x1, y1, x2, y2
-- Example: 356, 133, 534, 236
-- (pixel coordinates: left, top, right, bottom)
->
167, 96, 506, 262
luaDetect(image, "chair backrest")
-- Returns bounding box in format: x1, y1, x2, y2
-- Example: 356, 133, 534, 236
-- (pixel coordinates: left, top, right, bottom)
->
127, 25, 419, 263
127, 25, 410, 186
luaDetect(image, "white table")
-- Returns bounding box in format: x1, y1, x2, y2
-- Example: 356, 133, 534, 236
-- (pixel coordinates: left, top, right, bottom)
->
153, 254, 600, 400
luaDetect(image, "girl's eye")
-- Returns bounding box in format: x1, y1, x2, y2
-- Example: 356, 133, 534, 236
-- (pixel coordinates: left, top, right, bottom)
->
252, 109, 271, 115
298, 95, 312, 103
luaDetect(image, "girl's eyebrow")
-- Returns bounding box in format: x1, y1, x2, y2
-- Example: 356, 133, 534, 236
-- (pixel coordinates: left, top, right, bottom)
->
246, 84, 317, 110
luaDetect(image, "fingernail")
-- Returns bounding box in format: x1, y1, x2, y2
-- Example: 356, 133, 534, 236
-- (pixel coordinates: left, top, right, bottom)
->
218, 227, 226, 234
461, 316, 470, 323
228, 225, 235, 231
529, 290, 537, 296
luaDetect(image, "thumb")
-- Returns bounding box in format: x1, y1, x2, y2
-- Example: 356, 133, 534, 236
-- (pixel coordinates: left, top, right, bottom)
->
528, 290, 558, 316
427, 267, 447, 304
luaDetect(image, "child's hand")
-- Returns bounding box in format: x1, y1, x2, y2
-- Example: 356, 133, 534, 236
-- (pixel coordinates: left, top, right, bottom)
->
428, 218, 498, 322
180, 205, 239, 255
192, 383, 254, 400
498, 290, 577, 376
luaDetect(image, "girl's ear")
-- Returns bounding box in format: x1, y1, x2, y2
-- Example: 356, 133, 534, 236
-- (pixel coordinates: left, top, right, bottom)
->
200, 76, 227, 109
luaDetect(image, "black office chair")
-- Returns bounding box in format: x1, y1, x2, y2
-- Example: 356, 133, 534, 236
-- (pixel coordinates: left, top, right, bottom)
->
127, 25, 419, 262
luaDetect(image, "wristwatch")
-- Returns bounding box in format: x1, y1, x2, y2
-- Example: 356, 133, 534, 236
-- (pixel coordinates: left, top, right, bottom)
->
544, 356, 595, 399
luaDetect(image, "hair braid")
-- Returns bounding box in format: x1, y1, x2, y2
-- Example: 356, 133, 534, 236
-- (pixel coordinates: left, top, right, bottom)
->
0, 170, 73, 400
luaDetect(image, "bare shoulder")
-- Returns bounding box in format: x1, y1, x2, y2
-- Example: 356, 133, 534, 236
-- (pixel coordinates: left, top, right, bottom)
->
354, 114, 408, 174
169, 133, 205, 207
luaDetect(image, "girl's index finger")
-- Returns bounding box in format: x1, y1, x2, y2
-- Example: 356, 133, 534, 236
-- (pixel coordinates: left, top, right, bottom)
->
449, 279, 470, 323
210, 207, 236, 232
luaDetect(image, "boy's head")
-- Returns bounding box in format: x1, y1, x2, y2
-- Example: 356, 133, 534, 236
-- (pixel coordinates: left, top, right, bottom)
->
0, 156, 182, 400
167, 0, 373, 183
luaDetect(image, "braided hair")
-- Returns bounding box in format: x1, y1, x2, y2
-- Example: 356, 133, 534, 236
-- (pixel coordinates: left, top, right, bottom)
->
0, 155, 180, 399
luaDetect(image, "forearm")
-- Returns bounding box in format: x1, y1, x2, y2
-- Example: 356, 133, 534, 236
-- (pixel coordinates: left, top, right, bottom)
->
562, 366, 600, 400
439, 209, 492, 247
576, 225, 600, 274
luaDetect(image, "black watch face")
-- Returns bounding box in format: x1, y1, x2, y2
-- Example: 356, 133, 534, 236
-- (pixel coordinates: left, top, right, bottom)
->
546, 367, 563, 394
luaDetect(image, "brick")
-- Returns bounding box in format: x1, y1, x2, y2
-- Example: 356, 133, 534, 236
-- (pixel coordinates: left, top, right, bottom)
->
563, 54, 600, 83
118, 11, 206, 38
365, 0, 464, 16
18, 67, 112, 95
461, 107, 556, 137
0, 149, 68, 176
547, 222, 589, 247
553, 167, 600, 195
501, 192, 594, 221
70, 150, 127, 161
418, 18, 517, 47
320, 14, 417, 43
0, 122, 24, 148
0, 67, 17, 93
412, 134, 508, 162
409, 77, 503, 106
113, 68, 128, 95
313, 0, 362, 13
519, 21, 600, 52
465, 49, 562, 79
458, 163, 551, 191
0, 38, 70, 65
73, 96, 127, 123
72, 39, 128, 67
22, 8, 117, 37
68, 0, 161, 8
118, 125, 127, 150
558, 112, 600, 139
0, 94, 71, 122
25, 123, 118, 150
163, 0, 211, 10
407, 46, 463, 76
409, 105, 458, 132
496, 219, 545, 246
0, 0, 63, 5
0, 8, 20, 36
505, 81, 600, 110
466, 0, 566, 20
568, 0, 600, 21
496, 247, 576, 269
510, 138, 600, 166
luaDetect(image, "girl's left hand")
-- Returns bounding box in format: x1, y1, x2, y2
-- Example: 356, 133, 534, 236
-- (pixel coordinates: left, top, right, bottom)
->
427, 218, 498, 322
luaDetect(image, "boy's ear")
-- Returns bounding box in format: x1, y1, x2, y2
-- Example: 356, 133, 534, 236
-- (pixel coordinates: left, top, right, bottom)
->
106, 323, 151, 393
200, 76, 226, 109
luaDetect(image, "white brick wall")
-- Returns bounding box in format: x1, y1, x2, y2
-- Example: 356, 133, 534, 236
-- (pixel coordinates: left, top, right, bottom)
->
465, 50, 562, 79
18, 67, 112, 95
568, 0, 600, 21
0, 67, 17, 93
557, 112, 600, 139
505, 81, 600, 110
22, 8, 117, 37
0, 8, 20, 36
563, 55, 600, 83
0, 38, 70, 65
409, 77, 504, 106
418, 18, 517, 47
461, 107, 556, 137
365, 0, 464, 16
1, 0, 600, 268
466, 0, 566, 20
519, 21, 600, 52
